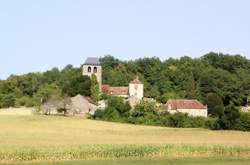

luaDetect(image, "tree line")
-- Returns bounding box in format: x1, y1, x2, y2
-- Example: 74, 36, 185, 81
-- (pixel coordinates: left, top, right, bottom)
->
0, 52, 250, 130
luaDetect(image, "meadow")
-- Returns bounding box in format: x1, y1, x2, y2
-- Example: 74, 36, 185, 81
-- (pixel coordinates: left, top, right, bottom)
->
0, 115, 249, 164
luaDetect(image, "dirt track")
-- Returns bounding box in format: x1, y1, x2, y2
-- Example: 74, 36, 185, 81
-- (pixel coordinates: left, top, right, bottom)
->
0, 107, 34, 115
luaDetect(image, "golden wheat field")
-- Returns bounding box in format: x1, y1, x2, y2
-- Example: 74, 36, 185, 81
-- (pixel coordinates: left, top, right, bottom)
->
0, 115, 250, 164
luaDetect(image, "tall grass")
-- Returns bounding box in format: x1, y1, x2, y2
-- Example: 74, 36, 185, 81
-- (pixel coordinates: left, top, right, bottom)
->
0, 144, 249, 162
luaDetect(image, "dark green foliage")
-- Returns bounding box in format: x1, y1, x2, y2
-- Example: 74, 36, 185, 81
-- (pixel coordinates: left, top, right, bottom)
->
94, 96, 131, 122
107, 96, 131, 116
167, 113, 192, 128
0, 64, 90, 108
218, 103, 241, 130
131, 101, 157, 118
59, 65, 91, 97
99, 52, 250, 107
90, 74, 99, 102
237, 113, 250, 131
0, 93, 15, 108
93, 109, 104, 119
1, 52, 250, 131
33, 83, 62, 105
205, 93, 225, 117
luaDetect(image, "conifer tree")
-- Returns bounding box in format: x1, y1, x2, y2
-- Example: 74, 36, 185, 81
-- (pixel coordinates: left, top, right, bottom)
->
90, 74, 99, 102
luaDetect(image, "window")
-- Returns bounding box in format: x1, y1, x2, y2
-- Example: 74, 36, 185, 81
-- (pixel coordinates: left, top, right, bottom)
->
94, 67, 97, 73
134, 84, 138, 90
88, 66, 91, 72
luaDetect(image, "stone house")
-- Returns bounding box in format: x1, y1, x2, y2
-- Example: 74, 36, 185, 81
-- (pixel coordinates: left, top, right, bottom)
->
166, 99, 208, 117
102, 78, 144, 100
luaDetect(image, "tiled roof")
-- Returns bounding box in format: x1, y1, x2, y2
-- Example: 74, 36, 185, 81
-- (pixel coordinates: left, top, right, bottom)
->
130, 78, 142, 84
102, 85, 128, 96
109, 87, 129, 95
84, 57, 100, 65
166, 99, 207, 110
102, 84, 110, 94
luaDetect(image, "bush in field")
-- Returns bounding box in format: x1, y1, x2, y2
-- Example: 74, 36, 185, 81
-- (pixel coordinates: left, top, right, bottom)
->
129, 101, 159, 125
94, 96, 131, 122
93, 109, 104, 119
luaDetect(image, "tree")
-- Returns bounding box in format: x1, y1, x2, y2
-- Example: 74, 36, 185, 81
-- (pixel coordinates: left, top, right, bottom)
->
0, 93, 15, 108
205, 93, 225, 118
90, 74, 99, 102
186, 73, 197, 99
131, 101, 158, 118
218, 103, 241, 130
34, 83, 62, 105
106, 96, 131, 116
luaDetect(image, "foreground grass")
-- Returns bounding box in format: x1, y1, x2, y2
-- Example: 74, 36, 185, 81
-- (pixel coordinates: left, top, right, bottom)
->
0, 115, 249, 163
1, 158, 250, 165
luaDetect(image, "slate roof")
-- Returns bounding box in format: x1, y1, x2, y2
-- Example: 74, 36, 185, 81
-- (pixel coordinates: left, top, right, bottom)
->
166, 99, 207, 110
84, 57, 100, 65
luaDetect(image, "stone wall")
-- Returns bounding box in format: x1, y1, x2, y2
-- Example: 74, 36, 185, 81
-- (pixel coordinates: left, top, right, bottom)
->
167, 108, 207, 117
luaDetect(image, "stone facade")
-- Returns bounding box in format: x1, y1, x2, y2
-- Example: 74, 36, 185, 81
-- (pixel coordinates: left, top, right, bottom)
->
82, 57, 102, 92
102, 78, 144, 100
166, 99, 208, 117
129, 79, 144, 100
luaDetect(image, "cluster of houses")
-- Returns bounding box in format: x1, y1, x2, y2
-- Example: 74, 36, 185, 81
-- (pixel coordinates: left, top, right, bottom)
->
82, 57, 208, 118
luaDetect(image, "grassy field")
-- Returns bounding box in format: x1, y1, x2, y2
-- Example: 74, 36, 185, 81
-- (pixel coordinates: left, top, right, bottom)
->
0, 115, 250, 164
1, 158, 250, 165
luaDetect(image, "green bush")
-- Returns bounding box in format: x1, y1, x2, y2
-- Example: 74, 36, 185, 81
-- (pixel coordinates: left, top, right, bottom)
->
15, 96, 36, 107
0, 93, 15, 108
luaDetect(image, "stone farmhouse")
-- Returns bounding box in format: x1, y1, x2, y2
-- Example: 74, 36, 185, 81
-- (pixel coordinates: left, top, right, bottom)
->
165, 99, 208, 117
82, 57, 207, 117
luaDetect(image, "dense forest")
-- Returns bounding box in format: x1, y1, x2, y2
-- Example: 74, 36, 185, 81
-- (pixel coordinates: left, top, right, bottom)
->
0, 52, 250, 130
101, 52, 250, 106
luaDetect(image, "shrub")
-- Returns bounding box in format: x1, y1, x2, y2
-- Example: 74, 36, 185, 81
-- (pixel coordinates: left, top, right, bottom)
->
93, 109, 104, 119
15, 96, 36, 107
0, 93, 15, 108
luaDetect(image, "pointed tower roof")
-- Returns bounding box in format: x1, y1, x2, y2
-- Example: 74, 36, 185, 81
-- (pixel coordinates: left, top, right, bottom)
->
130, 77, 143, 84
84, 57, 100, 65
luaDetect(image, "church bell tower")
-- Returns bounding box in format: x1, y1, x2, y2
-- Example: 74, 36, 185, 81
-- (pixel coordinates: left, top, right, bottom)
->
82, 57, 102, 92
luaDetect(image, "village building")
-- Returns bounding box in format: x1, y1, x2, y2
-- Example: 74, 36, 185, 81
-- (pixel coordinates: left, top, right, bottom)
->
102, 78, 144, 100
83, 57, 144, 100
82, 57, 102, 92
166, 99, 208, 117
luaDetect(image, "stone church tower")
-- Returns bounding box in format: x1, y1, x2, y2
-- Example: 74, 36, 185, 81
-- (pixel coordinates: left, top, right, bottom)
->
82, 57, 102, 92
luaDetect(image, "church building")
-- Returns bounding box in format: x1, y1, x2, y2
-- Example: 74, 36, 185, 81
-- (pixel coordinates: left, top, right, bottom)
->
83, 57, 144, 100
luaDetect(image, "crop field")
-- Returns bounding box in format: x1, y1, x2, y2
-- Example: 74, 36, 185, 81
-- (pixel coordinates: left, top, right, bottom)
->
0, 115, 250, 164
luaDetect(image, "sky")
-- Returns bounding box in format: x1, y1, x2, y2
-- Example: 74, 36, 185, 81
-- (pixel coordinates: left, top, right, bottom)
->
0, 0, 250, 79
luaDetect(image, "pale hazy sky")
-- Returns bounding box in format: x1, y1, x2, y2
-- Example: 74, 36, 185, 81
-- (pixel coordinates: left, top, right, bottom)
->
0, 0, 250, 79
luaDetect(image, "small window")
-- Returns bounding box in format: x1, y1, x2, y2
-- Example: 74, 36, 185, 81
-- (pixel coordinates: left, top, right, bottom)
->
134, 84, 138, 90
94, 67, 97, 73
88, 66, 91, 72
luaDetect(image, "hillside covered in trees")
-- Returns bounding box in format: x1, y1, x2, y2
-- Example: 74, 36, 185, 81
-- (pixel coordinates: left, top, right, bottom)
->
101, 52, 250, 106
1, 52, 250, 108
0, 52, 250, 130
